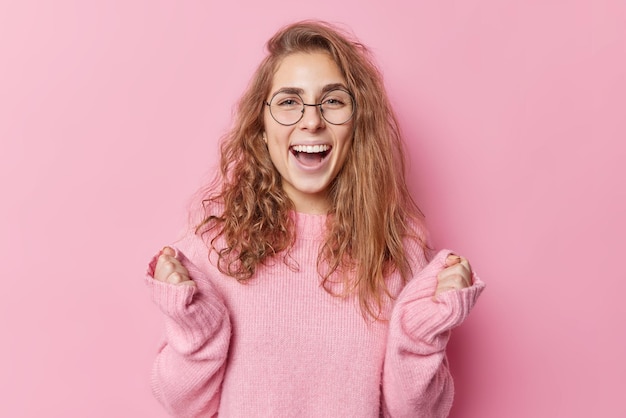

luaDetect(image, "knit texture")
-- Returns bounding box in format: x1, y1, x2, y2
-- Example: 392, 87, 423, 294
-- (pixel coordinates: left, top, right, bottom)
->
145, 212, 485, 417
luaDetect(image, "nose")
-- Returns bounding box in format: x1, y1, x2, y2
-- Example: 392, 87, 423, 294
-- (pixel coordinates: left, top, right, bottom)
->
299, 103, 324, 130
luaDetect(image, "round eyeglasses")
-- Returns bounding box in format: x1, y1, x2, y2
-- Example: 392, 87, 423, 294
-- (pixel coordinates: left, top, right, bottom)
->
265, 88, 355, 126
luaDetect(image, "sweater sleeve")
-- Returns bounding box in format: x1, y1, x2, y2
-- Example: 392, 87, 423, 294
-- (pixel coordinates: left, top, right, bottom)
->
382, 249, 485, 418
145, 247, 231, 417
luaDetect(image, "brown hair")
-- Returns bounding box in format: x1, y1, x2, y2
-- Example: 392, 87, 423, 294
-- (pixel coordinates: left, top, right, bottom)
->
196, 20, 428, 319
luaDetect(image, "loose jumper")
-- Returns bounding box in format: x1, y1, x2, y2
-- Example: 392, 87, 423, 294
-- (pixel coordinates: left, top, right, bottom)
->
146, 20, 485, 417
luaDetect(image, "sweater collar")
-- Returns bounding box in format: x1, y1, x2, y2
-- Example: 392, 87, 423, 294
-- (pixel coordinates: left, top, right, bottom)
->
291, 211, 328, 240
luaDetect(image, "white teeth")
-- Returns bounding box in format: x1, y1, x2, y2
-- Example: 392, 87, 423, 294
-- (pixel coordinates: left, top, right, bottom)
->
291, 144, 330, 153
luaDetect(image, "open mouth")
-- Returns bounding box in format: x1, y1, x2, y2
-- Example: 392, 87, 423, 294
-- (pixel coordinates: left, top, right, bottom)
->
290, 144, 332, 165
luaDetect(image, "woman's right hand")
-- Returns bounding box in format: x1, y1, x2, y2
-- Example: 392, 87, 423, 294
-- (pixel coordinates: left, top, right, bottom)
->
154, 246, 195, 286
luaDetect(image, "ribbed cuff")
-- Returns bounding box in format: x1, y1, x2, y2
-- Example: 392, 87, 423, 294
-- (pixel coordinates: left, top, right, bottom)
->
145, 248, 229, 355
403, 276, 485, 347
146, 276, 196, 315
395, 250, 486, 351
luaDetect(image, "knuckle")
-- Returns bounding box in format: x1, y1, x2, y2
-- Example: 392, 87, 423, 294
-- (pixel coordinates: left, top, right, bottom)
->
442, 264, 461, 276
154, 259, 179, 281
169, 272, 181, 284
453, 276, 465, 286
162, 260, 177, 272
445, 274, 465, 287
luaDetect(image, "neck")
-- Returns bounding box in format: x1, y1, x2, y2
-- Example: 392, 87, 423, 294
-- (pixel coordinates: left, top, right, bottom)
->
285, 188, 330, 215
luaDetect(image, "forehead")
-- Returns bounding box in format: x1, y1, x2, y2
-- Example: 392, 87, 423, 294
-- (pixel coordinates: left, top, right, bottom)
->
270, 51, 346, 94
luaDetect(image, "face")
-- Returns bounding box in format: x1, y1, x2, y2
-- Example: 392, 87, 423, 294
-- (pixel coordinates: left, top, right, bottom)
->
263, 51, 353, 214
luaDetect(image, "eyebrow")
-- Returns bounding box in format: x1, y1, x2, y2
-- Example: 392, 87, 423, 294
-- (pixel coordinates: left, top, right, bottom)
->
271, 83, 349, 97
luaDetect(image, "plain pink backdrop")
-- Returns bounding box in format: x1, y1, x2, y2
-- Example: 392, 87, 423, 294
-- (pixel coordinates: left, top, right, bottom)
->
1, 1, 624, 417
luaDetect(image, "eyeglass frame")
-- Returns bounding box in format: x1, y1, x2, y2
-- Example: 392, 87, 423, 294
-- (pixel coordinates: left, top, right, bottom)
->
264, 88, 356, 126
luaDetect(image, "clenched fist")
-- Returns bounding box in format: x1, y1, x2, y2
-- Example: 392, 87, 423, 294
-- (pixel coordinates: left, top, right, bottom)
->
154, 247, 195, 286
435, 254, 472, 297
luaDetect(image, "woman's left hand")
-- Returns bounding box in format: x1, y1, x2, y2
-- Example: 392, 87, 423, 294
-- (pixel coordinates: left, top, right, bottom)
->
435, 254, 473, 297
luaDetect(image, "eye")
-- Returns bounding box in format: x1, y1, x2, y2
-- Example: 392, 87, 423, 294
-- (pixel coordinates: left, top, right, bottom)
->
324, 98, 344, 106
321, 90, 352, 109
274, 95, 303, 108
322, 97, 347, 109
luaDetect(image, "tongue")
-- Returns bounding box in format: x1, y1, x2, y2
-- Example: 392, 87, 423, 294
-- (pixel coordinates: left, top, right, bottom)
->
296, 152, 323, 166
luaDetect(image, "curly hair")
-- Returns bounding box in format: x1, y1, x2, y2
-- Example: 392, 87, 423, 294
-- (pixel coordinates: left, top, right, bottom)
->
196, 20, 428, 319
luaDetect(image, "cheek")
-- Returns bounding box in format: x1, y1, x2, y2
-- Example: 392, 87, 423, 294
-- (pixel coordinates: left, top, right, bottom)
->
262, 113, 271, 137
263, 112, 286, 141
336, 128, 354, 155
332, 138, 353, 174
342, 132, 355, 164
265, 134, 289, 170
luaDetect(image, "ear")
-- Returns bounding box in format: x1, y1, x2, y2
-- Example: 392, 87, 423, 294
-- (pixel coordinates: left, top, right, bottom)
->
262, 132, 267, 143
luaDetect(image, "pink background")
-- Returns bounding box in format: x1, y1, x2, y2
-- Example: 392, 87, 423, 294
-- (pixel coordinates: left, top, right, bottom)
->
1, 1, 624, 417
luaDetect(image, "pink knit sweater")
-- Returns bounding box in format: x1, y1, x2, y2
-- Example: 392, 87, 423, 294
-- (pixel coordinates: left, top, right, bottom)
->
145, 212, 485, 417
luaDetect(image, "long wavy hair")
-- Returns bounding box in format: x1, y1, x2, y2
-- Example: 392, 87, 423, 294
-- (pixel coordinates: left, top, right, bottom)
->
196, 20, 428, 319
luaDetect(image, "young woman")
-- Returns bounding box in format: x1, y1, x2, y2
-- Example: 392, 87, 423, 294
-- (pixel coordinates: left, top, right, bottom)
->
146, 20, 485, 417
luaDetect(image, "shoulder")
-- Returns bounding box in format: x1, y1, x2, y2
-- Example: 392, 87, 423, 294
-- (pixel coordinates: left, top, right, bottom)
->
171, 199, 226, 262
403, 216, 431, 271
